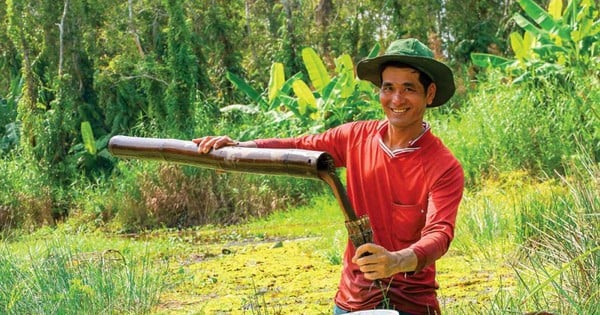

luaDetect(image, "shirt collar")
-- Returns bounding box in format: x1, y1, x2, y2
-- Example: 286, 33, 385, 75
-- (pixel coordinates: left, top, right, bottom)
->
377, 121, 430, 157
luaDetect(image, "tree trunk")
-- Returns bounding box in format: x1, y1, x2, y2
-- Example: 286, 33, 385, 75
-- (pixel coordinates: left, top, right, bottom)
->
58, 0, 69, 77
315, 0, 334, 65
128, 0, 145, 58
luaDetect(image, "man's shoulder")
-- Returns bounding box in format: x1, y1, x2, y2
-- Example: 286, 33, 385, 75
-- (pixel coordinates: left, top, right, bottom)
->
337, 120, 383, 133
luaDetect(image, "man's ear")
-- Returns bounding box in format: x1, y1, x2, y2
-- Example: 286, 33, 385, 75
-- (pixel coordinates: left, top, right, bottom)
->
426, 83, 437, 106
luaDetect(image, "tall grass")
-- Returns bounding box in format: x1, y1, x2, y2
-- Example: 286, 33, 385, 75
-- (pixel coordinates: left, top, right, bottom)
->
449, 148, 599, 314
432, 71, 599, 186
0, 238, 166, 314
0, 153, 55, 230
511, 150, 599, 314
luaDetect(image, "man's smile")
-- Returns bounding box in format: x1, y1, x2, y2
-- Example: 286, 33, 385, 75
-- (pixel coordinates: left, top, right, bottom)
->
391, 107, 409, 114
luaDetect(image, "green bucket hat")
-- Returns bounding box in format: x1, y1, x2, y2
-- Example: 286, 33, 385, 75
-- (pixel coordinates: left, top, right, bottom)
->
356, 38, 455, 107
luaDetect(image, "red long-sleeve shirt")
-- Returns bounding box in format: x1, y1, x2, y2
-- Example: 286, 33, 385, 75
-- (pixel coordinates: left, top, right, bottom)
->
254, 120, 464, 314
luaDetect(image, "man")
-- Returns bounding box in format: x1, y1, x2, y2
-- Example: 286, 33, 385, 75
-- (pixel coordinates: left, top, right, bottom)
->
193, 38, 464, 315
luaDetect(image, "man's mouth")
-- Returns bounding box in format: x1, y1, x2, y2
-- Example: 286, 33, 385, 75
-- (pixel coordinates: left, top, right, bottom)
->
391, 108, 409, 113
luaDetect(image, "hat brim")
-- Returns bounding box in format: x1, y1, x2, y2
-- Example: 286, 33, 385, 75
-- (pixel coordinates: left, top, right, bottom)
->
356, 55, 455, 107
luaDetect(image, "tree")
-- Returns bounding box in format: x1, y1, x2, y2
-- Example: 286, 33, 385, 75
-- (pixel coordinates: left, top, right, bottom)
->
164, 0, 198, 135
444, 0, 518, 61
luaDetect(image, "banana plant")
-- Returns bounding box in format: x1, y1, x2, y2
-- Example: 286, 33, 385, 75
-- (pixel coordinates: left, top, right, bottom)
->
70, 121, 114, 177
224, 43, 382, 133
471, 0, 600, 78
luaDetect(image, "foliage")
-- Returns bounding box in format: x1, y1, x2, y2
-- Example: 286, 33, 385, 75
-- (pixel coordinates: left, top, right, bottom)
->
446, 0, 518, 61
443, 40, 599, 182
222, 45, 382, 138
0, 153, 55, 230
64, 160, 327, 233
472, 0, 600, 80
163, 0, 198, 136
0, 0, 532, 232
0, 77, 20, 155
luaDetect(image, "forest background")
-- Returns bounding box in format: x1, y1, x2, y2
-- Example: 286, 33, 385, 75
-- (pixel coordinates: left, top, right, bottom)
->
0, 0, 598, 314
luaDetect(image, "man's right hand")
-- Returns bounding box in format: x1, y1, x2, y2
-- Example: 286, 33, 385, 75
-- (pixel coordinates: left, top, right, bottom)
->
192, 136, 256, 153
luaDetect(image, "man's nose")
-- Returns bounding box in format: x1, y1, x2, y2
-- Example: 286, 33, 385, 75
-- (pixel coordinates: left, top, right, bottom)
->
391, 91, 406, 103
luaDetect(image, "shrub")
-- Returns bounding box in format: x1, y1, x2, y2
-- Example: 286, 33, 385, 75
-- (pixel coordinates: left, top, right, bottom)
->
434, 69, 599, 185
0, 153, 55, 231
68, 158, 326, 233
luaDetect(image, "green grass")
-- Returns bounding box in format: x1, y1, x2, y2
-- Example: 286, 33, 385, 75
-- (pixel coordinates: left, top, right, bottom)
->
1, 159, 597, 314
0, 235, 166, 314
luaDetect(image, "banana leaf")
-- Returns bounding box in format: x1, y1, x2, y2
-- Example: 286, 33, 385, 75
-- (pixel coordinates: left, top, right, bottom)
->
226, 71, 268, 109
471, 53, 513, 69
302, 47, 330, 92
81, 121, 97, 155
292, 80, 317, 115
268, 63, 285, 103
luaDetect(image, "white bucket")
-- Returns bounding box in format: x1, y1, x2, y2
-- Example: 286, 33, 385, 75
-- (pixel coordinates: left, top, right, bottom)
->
346, 310, 399, 315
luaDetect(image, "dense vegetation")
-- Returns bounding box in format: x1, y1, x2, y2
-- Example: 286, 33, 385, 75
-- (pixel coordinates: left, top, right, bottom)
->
0, 0, 598, 314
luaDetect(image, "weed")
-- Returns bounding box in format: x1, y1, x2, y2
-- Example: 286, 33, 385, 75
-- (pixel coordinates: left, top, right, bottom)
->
241, 277, 283, 315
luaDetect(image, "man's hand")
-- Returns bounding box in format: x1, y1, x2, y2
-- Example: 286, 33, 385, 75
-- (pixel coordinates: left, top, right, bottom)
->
352, 243, 418, 280
192, 136, 256, 153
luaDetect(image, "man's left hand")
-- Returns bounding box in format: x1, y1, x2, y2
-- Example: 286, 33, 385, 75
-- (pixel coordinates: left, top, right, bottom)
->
352, 243, 418, 280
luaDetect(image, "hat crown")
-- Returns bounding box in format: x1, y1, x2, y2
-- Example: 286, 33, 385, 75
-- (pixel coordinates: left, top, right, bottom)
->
384, 38, 434, 59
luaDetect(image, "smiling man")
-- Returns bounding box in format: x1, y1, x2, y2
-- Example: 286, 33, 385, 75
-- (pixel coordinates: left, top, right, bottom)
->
194, 38, 464, 315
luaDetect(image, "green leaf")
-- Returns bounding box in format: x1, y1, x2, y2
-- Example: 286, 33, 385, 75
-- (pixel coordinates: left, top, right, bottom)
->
81, 121, 97, 155
517, 0, 558, 32
292, 80, 317, 115
334, 54, 356, 98
301, 47, 330, 91
321, 76, 340, 102
516, 0, 571, 40
334, 54, 354, 77
523, 31, 535, 50
520, 246, 600, 305
532, 44, 569, 59
226, 71, 268, 109
513, 13, 545, 38
471, 53, 513, 69
280, 72, 304, 95
278, 95, 302, 118
548, 0, 563, 20
510, 32, 527, 61
367, 42, 381, 58
268, 63, 285, 103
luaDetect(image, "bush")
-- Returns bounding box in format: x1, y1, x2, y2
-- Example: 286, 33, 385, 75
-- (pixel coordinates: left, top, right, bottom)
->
0, 153, 55, 231
433, 70, 599, 185
68, 159, 326, 233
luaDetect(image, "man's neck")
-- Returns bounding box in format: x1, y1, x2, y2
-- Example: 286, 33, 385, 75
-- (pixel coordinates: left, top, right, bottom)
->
385, 122, 426, 150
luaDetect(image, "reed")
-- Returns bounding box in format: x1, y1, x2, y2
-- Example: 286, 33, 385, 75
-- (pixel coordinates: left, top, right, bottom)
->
0, 238, 165, 314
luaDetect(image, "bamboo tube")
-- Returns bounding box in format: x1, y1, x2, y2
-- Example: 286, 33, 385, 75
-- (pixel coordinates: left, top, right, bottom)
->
108, 135, 372, 246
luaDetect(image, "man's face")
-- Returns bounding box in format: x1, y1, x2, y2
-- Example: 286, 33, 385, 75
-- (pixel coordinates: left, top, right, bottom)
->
379, 66, 436, 132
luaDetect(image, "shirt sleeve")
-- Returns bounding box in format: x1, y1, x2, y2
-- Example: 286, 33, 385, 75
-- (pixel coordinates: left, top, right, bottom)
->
253, 123, 355, 167
409, 161, 464, 272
